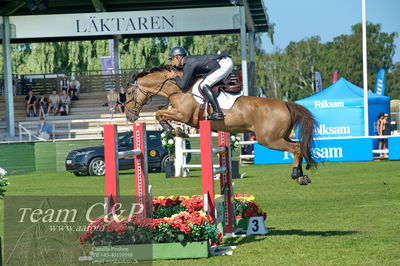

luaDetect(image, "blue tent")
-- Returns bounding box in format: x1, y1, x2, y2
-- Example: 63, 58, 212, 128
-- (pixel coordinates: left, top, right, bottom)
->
296, 78, 390, 137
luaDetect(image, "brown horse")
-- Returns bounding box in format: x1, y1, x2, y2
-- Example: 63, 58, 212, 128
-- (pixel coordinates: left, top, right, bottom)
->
125, 65, 317, 185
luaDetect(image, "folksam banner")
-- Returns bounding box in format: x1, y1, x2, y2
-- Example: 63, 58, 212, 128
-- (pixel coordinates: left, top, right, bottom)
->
254, 137, 373, 164
296, 78, 390, 138
374, 68, 386, 96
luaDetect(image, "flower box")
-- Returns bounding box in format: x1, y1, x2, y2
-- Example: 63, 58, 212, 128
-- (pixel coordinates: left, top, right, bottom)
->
92, 241, 209, 262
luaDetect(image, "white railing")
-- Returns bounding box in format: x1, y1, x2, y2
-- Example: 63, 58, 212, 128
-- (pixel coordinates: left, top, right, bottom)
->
175, 132, 219, 177
17, 117, 161, 142
239, 140, 256, 164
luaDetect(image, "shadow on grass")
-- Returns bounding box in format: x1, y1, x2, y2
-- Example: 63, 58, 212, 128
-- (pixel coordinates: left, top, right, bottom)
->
223, 228, 358, 246
223, 234, 266, 246
267, 228, 359, 237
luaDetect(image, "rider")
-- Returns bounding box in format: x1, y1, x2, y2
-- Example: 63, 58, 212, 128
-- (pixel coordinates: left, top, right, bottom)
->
166, 46, 233, 120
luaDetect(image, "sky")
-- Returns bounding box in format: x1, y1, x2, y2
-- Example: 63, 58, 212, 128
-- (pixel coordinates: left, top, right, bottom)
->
261, 0, 400, 62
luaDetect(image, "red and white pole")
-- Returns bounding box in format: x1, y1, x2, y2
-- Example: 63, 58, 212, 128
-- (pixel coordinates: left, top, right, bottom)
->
200, 120, 215, 220
133, 122, 149, 218
218, 131, 233, 235
104, 124, 119, 213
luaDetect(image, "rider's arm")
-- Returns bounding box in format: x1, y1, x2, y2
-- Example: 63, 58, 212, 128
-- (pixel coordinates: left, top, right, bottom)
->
173, 63, 196, 92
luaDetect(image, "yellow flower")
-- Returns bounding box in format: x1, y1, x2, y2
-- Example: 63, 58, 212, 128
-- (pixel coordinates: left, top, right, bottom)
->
168, 196, 177, 200
198, 211, 208, 218
180, 196, 190, 200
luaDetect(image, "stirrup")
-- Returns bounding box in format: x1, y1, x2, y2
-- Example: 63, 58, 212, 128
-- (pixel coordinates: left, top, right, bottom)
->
206, 112, 224, 120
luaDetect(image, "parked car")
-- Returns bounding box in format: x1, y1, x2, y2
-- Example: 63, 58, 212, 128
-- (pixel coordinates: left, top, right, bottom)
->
65, 130, 190, 176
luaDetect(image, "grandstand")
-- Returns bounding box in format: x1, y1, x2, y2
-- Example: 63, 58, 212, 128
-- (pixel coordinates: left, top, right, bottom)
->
0, 74, 167, 141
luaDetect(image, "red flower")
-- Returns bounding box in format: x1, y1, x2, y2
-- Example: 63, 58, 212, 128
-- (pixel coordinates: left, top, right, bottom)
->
247, 202, 259, 213
152, 218, 167, 229
181, 195, 203, 213
179, 223, 191, 234
245, 209, 254, 218
188, 212, 205, 225
234, 193, 250, 198
211, 230, 223, 246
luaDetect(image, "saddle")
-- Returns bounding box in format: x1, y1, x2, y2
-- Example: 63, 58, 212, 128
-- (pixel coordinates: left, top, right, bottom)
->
211, 72, 243, 97
197, 74, 243, 122
211, 83, 242, 97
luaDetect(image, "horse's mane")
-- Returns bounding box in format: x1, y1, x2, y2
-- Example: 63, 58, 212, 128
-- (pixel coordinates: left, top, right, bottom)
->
135, 64, 179, 79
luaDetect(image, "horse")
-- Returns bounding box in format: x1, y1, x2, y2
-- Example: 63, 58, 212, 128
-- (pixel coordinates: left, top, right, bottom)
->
124, 65, 318, 185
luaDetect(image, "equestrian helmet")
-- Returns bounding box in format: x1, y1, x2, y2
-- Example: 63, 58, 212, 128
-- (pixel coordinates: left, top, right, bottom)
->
169, 46, 188, 58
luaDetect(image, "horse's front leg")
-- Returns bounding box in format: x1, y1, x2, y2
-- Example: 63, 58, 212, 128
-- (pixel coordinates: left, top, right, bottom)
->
156, 109, 190, 138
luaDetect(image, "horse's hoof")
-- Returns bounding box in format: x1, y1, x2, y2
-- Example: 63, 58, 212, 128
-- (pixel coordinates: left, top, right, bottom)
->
171, 128, 189, 138
295, 175, 312, 185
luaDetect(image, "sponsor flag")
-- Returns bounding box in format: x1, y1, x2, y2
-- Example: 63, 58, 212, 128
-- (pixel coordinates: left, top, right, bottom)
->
332, 71, 338, 83
374, 68, 386, 96
100, 56, 113, 75
315, 72, 323, 93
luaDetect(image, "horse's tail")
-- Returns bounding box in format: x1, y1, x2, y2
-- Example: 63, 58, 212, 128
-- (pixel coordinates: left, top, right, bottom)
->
285, 101, 318, 169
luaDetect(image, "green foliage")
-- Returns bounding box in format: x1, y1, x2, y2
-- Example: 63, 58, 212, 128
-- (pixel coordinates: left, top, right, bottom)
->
0, 167, 9, 199
262, 23, 398, 100
153, 204, 186, 219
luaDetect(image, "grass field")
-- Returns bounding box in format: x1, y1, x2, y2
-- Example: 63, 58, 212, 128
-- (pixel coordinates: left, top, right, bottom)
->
2, 161, 400, 265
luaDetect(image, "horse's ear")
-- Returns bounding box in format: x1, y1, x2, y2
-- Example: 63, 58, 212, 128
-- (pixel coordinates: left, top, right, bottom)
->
128, 73, 137, 86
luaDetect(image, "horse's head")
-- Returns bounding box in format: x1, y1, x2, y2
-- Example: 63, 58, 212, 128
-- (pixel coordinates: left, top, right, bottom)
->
125, 65, 179, 123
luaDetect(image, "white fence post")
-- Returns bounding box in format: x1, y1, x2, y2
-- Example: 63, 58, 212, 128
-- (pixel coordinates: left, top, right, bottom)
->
174, 136, 188, 177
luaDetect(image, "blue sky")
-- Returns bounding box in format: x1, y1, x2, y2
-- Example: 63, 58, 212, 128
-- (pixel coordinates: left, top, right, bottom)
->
262, 0, 400, 62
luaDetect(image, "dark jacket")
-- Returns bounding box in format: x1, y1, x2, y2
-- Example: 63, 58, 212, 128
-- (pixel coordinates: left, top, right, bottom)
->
174, 52, 228, 91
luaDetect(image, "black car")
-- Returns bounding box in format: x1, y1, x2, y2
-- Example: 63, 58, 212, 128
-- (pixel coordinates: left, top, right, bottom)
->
65, 131, 190, 176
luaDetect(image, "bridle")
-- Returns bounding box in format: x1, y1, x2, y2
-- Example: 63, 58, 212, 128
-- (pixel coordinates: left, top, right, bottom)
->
125, 76, 173, 118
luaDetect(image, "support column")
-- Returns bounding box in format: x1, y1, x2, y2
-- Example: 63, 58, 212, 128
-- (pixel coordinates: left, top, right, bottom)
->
2, 16, 15, 137
113, 36, 121, 74
239, 6, 249, 96
249, 31, 255, 96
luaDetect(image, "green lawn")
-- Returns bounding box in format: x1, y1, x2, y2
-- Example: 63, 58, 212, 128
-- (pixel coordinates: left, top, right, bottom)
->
2, 161, 400, 265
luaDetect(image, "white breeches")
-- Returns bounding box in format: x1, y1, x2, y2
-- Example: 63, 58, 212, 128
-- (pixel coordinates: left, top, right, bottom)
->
202, 57, 234, 87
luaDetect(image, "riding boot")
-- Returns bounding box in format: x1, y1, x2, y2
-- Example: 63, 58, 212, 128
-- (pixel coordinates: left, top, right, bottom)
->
202, 85, 224, 120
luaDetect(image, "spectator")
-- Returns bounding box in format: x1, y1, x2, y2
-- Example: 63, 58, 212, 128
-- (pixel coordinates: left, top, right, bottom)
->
59, 90, 71, 115
69, 76, 81, 100
244, 135, 256, 155
60, 76, 70, 94
107, 88, 118, 114
38, 94, 49, 117
48, 89, 60, 115
25, 90, 37, 117
17, 76, 29, 95
37, 117, 52, 140
382, 113, 391, 157
117, 86, 127, 113
377, 113, 388, 157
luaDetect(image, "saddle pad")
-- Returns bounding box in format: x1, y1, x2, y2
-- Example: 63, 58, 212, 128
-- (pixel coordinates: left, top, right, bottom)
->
192, 80, 243, 110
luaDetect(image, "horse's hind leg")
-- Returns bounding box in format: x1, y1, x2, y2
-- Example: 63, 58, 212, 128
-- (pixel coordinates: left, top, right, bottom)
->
257, 137, 311, 186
